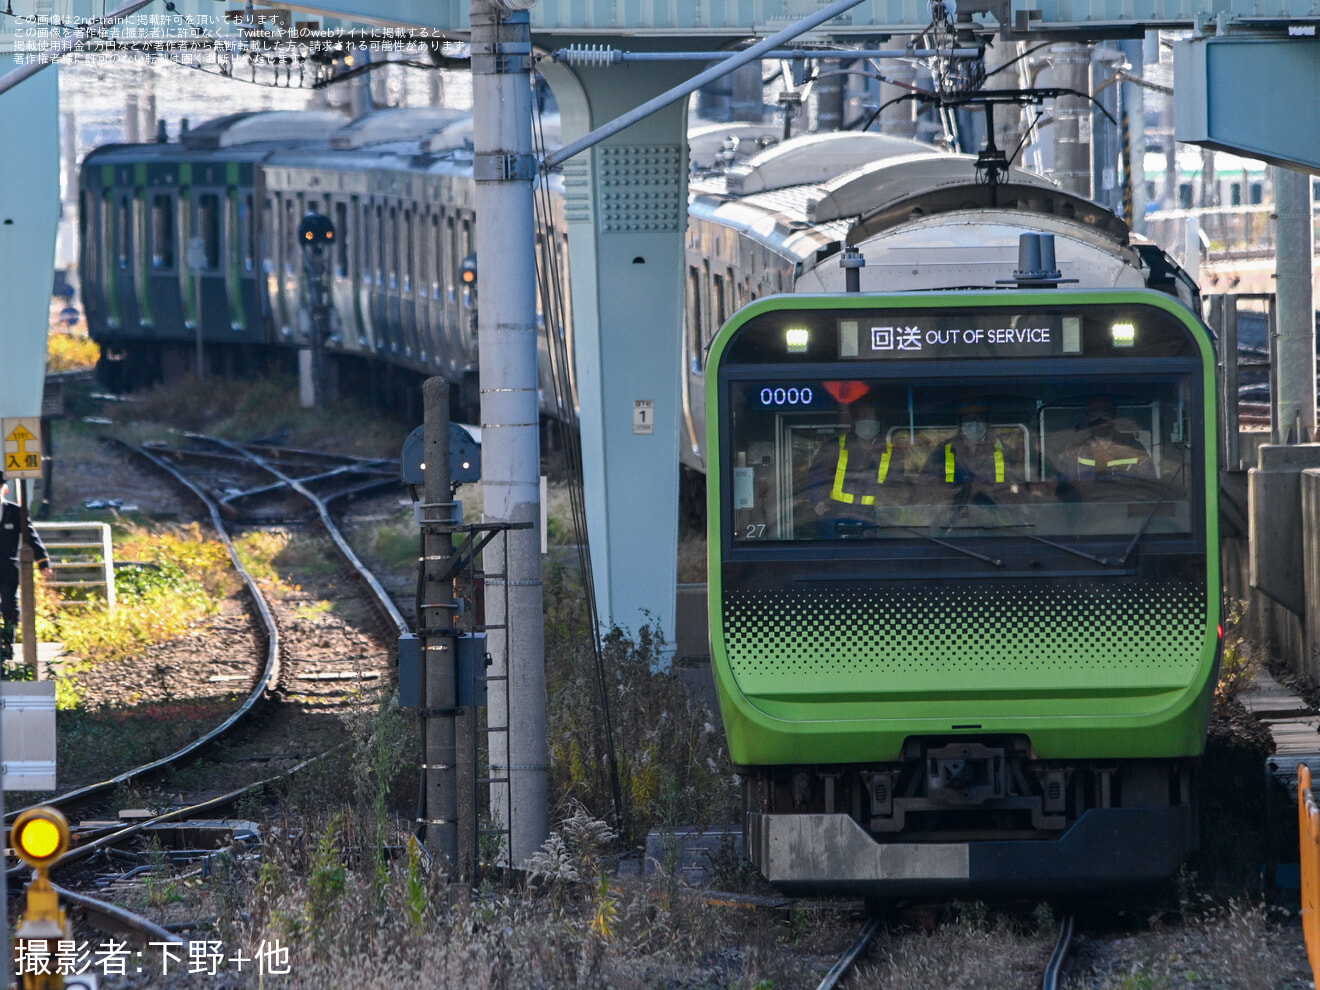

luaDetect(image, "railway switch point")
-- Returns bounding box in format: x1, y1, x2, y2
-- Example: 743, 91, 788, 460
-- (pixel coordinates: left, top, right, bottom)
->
9, 807, 71, 990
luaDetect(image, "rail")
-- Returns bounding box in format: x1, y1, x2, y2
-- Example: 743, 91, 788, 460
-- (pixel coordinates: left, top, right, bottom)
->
815, 917, 881, 990
4, 440, 282, 827
1299, 764, 1320, 986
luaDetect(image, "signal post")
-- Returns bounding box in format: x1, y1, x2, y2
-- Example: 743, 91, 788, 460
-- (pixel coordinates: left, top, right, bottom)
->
8, 807, 72, 990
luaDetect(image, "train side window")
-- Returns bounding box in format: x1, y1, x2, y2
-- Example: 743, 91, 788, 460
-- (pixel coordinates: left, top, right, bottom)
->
429, 212, 440, 297
150, 194, 175, 269
117, 194, 132, 270
334, 201, 349, 278
387, 206, 399, 291
713, 272, 727, 337
403, 210, 414, 294
375, 204, 385, 286
284, 196, 297, 274
688, 265, 703, 373
1250, 182, 1263, 205
445, 216, 456, 302
242, 193, 256, 274
199, 193, 221, 271
261, 195, 274, 274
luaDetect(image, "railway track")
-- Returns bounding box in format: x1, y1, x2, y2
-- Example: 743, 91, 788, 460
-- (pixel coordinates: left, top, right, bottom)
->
814, 912, 1077, 989
5, 433, 414, 946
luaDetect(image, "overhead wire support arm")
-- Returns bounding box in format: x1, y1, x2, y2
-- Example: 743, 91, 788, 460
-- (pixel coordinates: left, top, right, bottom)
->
541, 0, 912, 170
549, 45, 981, 66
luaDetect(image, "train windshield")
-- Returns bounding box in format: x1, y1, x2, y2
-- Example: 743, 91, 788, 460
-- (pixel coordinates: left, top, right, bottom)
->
726, 374, 1198, 543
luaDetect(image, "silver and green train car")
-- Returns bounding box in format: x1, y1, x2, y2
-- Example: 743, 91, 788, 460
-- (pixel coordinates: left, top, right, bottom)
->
707, 288, 1220, 898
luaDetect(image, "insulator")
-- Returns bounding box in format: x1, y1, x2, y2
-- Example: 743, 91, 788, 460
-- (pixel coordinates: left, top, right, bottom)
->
561, 44, 619, 68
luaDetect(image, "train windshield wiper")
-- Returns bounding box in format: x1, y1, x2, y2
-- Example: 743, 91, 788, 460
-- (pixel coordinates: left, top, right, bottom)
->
905, 529, 1004, 568
1025, 534, 1117, 567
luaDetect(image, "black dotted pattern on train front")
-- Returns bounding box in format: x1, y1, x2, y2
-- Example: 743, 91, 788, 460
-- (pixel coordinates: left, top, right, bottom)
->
721, 580, 1207, 680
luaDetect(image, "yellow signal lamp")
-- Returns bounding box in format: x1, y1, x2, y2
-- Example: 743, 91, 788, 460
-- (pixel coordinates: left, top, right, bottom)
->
11, 807, 69, 869
460, 252, 478, 286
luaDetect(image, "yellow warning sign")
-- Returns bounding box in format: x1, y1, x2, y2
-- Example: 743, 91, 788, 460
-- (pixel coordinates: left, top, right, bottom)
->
2, 417, 42, 479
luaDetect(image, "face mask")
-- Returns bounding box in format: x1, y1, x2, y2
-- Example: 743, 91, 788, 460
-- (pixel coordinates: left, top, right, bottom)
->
960, 419, 987, 444
854, 420, 880, 441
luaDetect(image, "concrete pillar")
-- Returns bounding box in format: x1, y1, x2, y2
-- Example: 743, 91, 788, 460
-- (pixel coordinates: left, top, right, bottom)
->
730, 61, 764, 122
879, 47, 918, 137
1051, 42, 1092, 200
538, 59, 690, 647
814, 60, 843, 132
1274, 166, 1316, 442
0, 56, 59, 423
125, 90, 140, 143
1119, 38, 1148, 234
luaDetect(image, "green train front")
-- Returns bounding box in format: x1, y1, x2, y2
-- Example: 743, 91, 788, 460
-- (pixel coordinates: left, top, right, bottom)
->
707, 290, 1220, 898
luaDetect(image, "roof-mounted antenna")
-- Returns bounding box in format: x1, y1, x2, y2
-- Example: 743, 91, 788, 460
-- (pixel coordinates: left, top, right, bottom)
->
840, 245, 866, 293
997, 233, 1078, 289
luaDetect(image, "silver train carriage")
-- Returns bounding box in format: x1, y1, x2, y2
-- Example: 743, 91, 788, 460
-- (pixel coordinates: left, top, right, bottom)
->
80, 110, 1198, 445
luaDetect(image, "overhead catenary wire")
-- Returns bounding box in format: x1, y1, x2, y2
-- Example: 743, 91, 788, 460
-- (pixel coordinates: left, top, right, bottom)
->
530, 100, 628, 844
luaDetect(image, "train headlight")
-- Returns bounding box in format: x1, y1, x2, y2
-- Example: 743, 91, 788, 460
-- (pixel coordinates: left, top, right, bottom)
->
1111, 322, 1136, 347
11, 807, 70, 868
785, 328, 809, 354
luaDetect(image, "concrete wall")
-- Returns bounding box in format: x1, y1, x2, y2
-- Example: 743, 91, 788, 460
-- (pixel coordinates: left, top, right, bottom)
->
1237, 444, 1320, 684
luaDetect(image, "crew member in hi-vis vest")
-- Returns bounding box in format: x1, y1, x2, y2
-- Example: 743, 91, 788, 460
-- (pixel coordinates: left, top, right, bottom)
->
925, 400, 1022, 500
808, 384, 905, 538
1064, 396, 1153, 482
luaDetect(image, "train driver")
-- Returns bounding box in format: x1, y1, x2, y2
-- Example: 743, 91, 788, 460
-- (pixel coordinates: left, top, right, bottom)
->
1062, 397, 1154, 482
924, 400, 1022, 499
808, 388, 906, 537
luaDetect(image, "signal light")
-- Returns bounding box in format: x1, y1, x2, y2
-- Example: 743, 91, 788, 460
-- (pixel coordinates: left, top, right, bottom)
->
460, 252, 477, 286
11, 807, 69, 868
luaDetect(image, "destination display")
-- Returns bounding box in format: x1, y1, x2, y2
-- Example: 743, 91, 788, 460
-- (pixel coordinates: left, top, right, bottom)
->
839, 314, 1081, 360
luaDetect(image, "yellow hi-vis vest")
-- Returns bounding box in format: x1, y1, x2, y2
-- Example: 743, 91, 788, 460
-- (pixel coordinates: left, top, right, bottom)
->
831, 435, 893, 505
945, 439, 1005, 483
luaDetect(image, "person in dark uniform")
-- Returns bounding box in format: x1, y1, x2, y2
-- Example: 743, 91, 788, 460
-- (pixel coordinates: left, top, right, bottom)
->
1062, 397, 1154, 482
923, 400, 1022, 503
0, 476, 49, 663
808, 397, 906, 537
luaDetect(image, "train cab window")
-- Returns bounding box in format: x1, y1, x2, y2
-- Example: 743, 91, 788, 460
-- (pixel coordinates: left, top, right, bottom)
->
334, 201, 349, 278
198, 193, 221, 271
150, 195, 175, 269
726, 377, 1196, 544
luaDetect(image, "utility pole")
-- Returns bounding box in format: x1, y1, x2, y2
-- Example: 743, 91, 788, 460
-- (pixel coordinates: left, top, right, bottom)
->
421, 377, 458, 866
1051, 42, 1093, 200
470, 0, 548, 866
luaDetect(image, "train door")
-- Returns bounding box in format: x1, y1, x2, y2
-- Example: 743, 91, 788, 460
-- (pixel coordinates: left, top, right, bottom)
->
399, 205, 419, 363
354, 196, 377, 353
192, 188, 229, 339
143, 187, 185, 340
111, 184, 143, 335
424, 209, 442, 372
81, 185, 108, 330
279, 192, 303, 338
330, 198, 361, 352
235, 187, 265, 341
